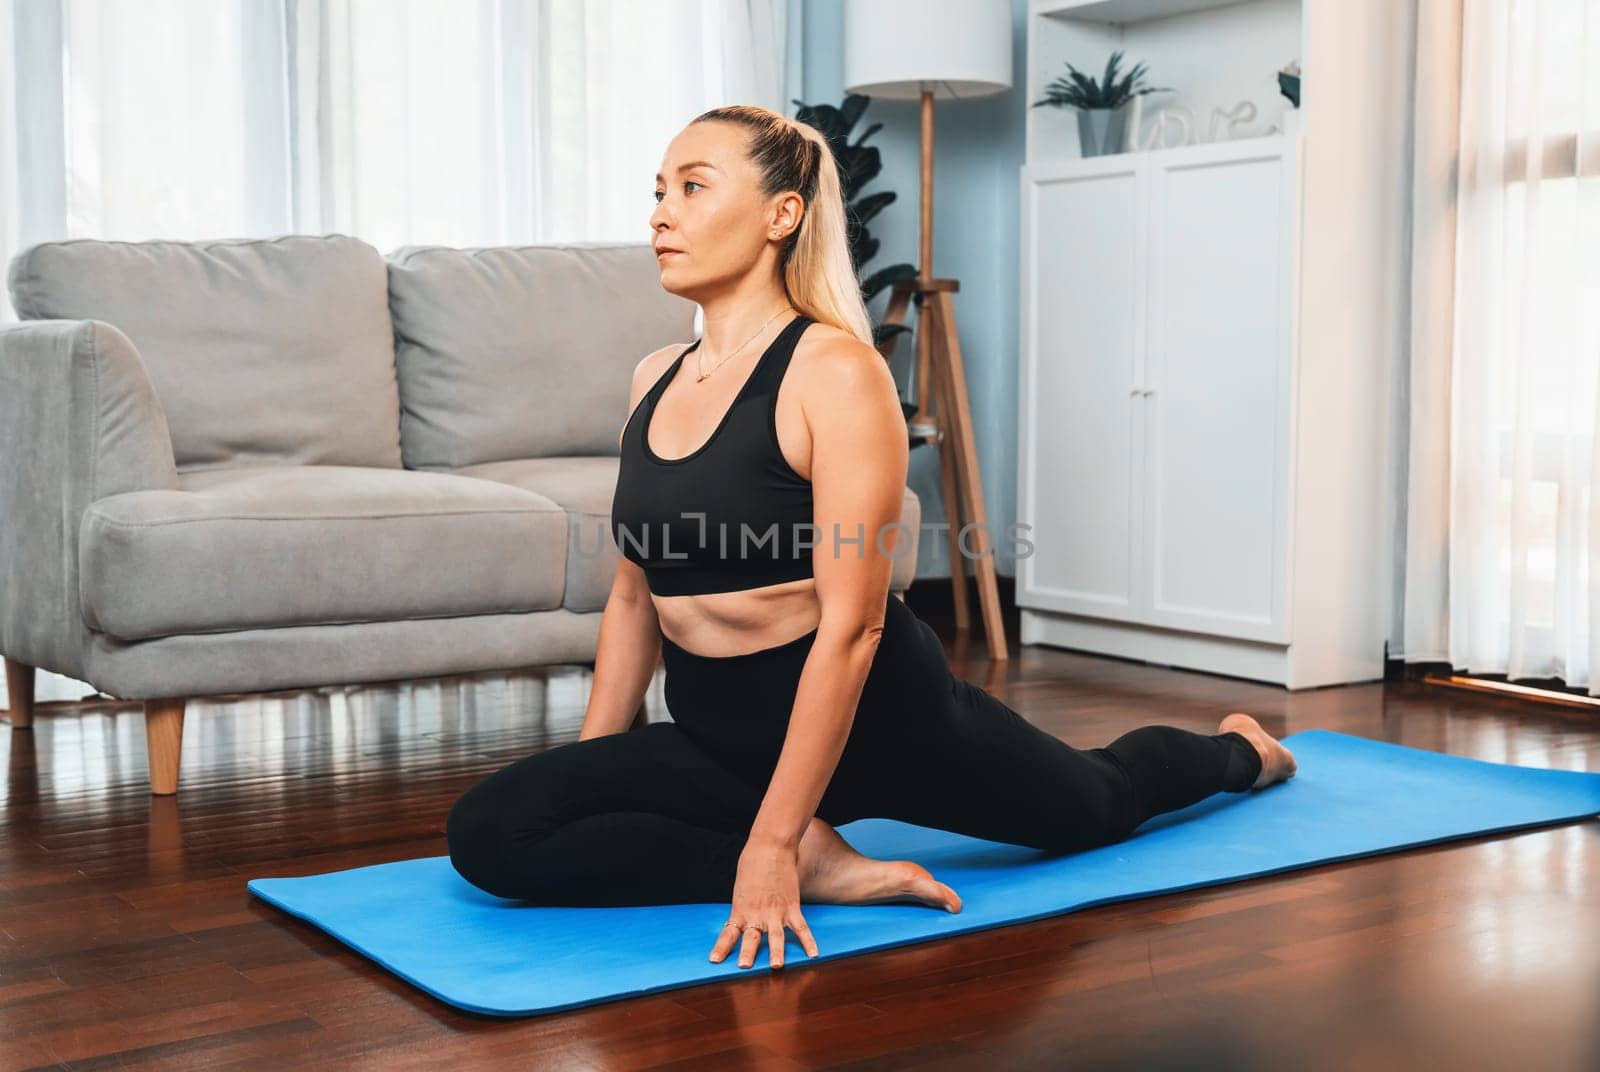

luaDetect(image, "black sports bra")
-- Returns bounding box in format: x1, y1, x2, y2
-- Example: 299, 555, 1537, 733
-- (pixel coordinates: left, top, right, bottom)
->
610, 313, 816, 596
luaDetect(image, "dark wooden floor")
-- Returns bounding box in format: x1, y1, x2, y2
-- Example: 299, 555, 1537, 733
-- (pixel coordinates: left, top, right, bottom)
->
3, 594, 1599, 1070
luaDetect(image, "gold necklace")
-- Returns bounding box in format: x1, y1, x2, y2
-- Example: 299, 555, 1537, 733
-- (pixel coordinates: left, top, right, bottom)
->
695, 307, 793, 382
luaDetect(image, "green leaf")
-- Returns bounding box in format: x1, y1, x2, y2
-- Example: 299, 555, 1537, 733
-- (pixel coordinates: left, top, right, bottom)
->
873, 321, 914, 348
863, 263, 917, 303
851, 121, 883, 149
840, 145, 880, 202
839, 94, 869, 133
854, 235, 880, 267
853, 190, 896, 227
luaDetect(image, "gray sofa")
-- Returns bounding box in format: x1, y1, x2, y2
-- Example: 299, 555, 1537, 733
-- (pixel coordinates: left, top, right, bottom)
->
0, 235, 921, 795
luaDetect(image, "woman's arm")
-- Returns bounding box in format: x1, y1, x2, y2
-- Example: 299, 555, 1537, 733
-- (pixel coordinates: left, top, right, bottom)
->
579, 559, 662, 740
579, 346, 676, 740
744, 335, 911, 851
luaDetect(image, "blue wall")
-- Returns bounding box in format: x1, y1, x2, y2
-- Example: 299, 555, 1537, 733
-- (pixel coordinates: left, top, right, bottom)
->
801, 0, 1029, 582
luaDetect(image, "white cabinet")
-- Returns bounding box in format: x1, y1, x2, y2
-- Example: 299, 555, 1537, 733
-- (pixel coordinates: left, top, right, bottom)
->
1019, 137, 1296, 654
1141, 139, 1296, 644
1018, 154, 1146, 622
1016, 122, 1393, 690
1016, 0, 1407, 690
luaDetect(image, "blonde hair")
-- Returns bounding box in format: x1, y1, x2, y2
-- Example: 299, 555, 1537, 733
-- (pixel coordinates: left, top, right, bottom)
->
690, 105, 874, 347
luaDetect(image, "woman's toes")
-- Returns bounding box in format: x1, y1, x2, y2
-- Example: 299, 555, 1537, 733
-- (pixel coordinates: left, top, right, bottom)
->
1218, 712, 1296, 789
891, 861, 962, 913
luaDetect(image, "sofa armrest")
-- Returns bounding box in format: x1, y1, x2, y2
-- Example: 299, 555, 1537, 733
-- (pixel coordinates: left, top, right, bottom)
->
0, 319, 178, 676
890, 485, 921, 595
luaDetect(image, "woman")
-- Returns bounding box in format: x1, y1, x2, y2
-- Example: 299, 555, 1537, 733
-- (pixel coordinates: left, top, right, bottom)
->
445, 105, 1297, 973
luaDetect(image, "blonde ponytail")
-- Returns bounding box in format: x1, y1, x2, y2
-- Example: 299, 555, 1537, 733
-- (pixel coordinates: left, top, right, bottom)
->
691, 105, 874, 347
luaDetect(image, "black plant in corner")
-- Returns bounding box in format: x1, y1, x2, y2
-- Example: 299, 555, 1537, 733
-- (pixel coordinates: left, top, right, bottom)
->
792, 93, 920, 422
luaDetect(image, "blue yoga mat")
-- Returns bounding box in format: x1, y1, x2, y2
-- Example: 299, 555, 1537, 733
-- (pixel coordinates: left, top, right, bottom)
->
248, 729, 1600, 1018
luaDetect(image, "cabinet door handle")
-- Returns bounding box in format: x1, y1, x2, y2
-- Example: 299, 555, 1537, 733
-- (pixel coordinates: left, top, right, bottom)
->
1129, 385, 1157, 397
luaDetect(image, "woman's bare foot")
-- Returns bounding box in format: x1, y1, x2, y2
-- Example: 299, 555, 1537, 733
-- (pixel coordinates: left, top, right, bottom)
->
796, 818, 962, 913
1218, 712, 1298, 789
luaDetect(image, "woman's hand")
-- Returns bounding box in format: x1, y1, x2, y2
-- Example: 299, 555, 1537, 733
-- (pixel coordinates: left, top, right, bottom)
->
709, 837, 821, 970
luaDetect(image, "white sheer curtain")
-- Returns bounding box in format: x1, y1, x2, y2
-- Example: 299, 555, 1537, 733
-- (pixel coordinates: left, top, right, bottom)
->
0, 0, 18, 318
1405, 0, 1600, 692
13, 0, 793, 246
0, 0, 796, 704
298, 0, 792, 249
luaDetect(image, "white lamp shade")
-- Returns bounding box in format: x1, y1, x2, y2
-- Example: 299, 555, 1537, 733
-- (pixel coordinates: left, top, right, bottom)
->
843, 0, 1013, 102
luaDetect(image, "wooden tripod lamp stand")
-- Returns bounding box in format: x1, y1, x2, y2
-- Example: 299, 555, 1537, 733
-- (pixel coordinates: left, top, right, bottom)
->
843, 0, 1014, 661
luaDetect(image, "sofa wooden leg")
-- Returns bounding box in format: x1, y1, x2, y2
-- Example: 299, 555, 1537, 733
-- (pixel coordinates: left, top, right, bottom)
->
4, 657, 35, 730
143, 699, 186, 796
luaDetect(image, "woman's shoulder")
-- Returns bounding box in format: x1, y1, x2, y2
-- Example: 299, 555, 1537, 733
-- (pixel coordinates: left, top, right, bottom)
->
626, 341, 692, 399
634, 339, 694, 380
791, 320, 897, 397
619, 341, 694, 448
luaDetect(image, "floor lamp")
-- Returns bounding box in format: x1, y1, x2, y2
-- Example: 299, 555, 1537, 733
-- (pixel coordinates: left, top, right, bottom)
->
843, 0, 1014, 662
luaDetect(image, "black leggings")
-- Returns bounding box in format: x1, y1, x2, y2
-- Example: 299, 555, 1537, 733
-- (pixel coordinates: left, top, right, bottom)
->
446, 593, 1262, 907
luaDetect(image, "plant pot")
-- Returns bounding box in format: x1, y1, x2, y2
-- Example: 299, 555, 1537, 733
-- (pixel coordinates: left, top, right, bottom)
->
1077, 104, 1131, 157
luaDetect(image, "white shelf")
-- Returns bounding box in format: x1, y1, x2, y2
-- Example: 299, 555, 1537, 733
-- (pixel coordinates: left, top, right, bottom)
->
1034, 0, 1255, 24
1025, 131, 1294, 174
1026, 0, 1302, 167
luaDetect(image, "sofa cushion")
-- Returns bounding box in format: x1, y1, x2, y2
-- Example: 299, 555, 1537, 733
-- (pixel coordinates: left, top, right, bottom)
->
452, 456, 621, 612
7, 235, 402, 473
386, 242, 696, 470
453, 456, 924, 611
79, 466, 566, 641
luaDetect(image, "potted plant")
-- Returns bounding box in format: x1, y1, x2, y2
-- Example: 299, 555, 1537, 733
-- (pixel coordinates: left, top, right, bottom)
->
1031, 51, 1170, 157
